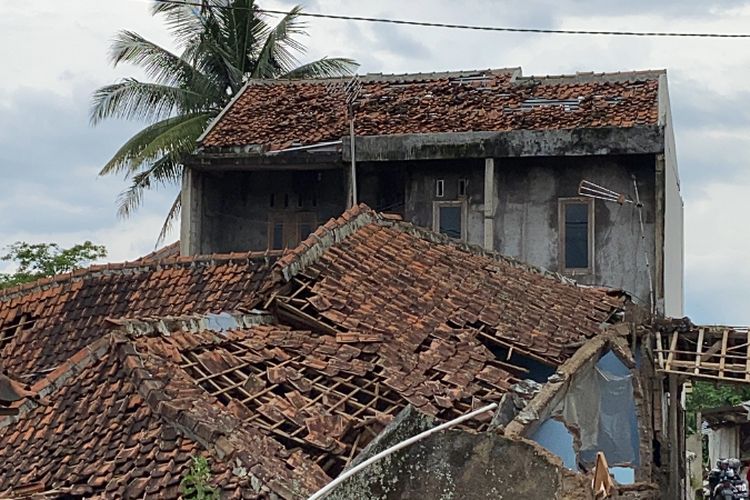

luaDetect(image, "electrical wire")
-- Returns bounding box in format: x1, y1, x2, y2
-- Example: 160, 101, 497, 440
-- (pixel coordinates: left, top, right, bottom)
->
150, 0, 750, 39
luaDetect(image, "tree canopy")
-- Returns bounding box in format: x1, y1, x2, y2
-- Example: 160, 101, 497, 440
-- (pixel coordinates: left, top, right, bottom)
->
92, 0, 357, 242
0, 241, 107, 289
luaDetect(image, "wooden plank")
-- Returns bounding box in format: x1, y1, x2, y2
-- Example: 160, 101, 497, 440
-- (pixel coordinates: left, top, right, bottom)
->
701, 340, 723, 362
695, 328, 704, 375
665, 331, 678, 371
659, 368, 750, 385
655, 332, 665, 368
668, 360, 750, 375
653, 348, 750, 363
720, 329, 729, 378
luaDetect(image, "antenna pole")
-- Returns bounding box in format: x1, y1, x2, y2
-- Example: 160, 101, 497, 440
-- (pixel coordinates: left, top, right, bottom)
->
349, 108, 357, 207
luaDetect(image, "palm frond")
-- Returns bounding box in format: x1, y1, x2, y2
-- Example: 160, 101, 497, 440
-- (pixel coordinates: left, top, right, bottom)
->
110, 30, 217, 94
128, 112, 212, 168
152, 0, 210, 47
116, 156, 181, 218
99, 112, 213, 176
251, 6, 307, 79
90, 79, 209, 124
156, 193, 182, 246
282, 57, 359, 79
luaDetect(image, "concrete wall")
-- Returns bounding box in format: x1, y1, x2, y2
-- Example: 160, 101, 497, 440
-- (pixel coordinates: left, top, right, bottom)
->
196, 168, 346, 253
185, 150, 674, 312
401, 159, 486, 248
659, 73, 685, 317
493, 155, 657, 308
327, 405, 593, 500
385, 155, 657, 307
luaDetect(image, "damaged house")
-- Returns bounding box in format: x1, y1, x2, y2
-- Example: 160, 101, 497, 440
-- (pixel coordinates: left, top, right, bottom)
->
1, 204, 680, 499
1, 66, 724, 499
182, 67, 683, 317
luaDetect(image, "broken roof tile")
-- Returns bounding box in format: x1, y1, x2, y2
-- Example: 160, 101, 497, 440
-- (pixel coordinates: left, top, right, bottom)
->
201, 69, 661, 149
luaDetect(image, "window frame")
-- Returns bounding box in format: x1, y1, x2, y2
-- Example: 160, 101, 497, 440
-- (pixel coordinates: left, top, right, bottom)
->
267, 211, 317, 251
435, 179, 445, 198
558, 197, 595, 275
433, 200, 467, 241
458, 178, 468, 198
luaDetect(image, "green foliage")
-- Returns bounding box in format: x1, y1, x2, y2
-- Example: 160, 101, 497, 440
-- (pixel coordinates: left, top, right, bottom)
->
93, 0, 358, 242
180, 456, 219, 500
0, 241, 107, 289
686, 381, 750, 413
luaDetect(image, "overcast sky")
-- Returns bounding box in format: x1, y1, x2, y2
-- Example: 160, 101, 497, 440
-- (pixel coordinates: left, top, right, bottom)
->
1, 1, 749, 324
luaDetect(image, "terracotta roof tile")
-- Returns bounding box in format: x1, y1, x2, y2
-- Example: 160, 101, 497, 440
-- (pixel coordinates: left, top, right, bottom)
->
201, 69, 661, 149
0, 252, 276, 381
0, 332, 325, 499
273, 204, 625, 367
127, 321, 519, 482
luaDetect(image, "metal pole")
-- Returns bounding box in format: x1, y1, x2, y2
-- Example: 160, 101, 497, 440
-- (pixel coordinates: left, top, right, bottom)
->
306, 402, 498, 500
349, 113, 357, 208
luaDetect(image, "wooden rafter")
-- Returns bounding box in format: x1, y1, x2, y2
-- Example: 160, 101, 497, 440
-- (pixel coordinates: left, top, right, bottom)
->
654, 325, 750, 384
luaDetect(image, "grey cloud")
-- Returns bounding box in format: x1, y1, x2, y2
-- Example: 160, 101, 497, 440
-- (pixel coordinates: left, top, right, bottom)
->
370, 23, 430, 60
0, 83, 176, 243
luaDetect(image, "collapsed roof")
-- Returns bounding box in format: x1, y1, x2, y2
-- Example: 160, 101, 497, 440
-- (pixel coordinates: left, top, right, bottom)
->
0, 205, 627, 498
199, 68, 663, 151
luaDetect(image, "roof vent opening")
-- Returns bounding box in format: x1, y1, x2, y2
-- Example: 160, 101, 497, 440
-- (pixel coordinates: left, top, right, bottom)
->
0, 313, 36, 352
521, 97, 582, 111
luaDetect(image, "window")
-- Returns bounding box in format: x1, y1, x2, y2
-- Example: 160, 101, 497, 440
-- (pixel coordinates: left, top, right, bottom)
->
458, 178, 468, 197
299, 222, 313, 242
435, 179, 445, 198
433, 201, 466, 240
268, 213, 317, 250
271, 222, 284, 250
559, 198, 594, 273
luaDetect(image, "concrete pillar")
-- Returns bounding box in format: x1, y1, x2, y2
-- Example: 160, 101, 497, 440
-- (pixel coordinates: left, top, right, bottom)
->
484, 158, 495, 251
668, 374, 682, 500
180, 167, 201, 256
655, 154, 666, 314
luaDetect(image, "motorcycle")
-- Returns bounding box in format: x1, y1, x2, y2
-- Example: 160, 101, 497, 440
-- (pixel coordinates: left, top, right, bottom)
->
707, 459, 749, 500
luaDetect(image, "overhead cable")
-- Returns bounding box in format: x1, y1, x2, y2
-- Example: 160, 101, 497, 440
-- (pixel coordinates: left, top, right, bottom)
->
151, 0, 750, 39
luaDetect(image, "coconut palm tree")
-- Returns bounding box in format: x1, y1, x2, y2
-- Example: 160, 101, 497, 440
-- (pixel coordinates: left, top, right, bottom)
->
91, 0, 357, 242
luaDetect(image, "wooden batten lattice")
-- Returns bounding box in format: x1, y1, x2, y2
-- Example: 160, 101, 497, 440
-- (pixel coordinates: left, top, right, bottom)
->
654, 326, 750, 384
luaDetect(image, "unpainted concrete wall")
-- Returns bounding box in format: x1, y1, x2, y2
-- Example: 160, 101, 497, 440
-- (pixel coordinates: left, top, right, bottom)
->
493, 155, 656, 307
659, 73, 685, 317
187, 153, 666, 311
198, 169, 346, 253
391, 155, 657, 307
401, 159, 486, 248
328, 426, 592, 500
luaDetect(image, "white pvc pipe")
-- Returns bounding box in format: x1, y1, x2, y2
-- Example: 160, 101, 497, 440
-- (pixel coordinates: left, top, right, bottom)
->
306, 402, 498, 500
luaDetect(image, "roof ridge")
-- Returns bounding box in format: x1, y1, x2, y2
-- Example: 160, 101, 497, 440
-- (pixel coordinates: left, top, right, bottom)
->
516, 69, 665, 85
241, 67, 522, 86
0, 335, 114, 429
274, 204, 620, 294
0, 249, 281, 301
274, 203, 377, 281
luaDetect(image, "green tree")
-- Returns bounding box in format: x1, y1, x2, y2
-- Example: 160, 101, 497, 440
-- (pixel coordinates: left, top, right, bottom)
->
687, 381, 750, 412
92, 0, 357, 242
0, 241, 108, 289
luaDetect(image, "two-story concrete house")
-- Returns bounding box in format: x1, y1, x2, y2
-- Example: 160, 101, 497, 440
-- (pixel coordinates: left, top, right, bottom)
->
181, 67, 683, 317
